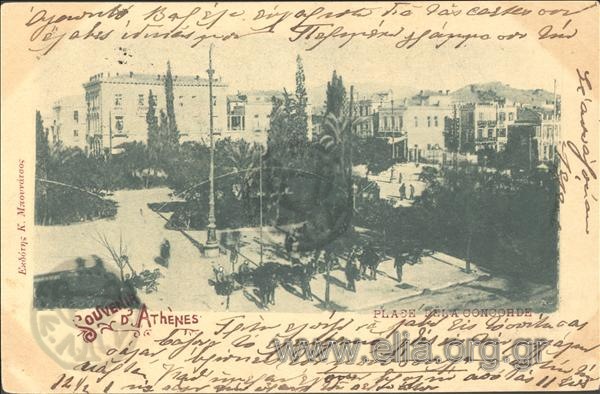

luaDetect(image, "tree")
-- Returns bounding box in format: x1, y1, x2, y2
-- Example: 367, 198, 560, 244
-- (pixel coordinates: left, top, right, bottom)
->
295, 55, 308, 142
325, 70, 346, 118
158, 109, 168, 160
352, 136, 394, 175
219, 138, 260, 201
35, 111, 50, 224
146, 89, 159, 169
164, 61, 179, 150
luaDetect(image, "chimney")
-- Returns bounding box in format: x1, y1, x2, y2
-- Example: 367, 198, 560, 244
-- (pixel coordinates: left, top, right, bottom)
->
446, 89, 450, 95
129, 71, 133, 77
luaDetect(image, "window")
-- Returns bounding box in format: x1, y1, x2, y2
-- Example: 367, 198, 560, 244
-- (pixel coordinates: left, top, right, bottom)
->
179, 96, 184, 107
384, 116, 389, 129
427, 116, 431, 127
434, 116, 438, 127
499, 112, 506, 122
115, 116, 124, 132
254, 114, 259, 118
478, 112, 484, 120
138, 94, 144, 106
477, 129, 483, 139
73, 110, 79, 122
114, 94, 122, 107
73, 129, 78, 137
414, 116, 418, 127
508, 112, 514, 121
488, 128, 493, 138
212, 96, 217, 106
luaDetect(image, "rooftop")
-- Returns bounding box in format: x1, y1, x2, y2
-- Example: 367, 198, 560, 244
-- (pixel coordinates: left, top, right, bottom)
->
84, 72, 227, 87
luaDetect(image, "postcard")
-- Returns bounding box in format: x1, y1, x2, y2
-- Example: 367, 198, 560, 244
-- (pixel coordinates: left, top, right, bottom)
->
1, 1, 598, 392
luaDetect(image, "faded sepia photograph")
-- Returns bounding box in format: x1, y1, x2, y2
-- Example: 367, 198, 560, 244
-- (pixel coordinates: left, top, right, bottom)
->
33, 30, 560, 314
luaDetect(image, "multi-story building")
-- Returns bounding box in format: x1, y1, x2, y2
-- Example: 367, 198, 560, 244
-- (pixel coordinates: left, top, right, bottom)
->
506, 106, 560, 168
226, 90, 313, 144
225, 91, 277, 145
49, 96, 87, 150
453, 100, 517, 154
354, 97, 376, 137
403, 102, 452, 162
83, 70, 229, 155
373, 99, 405, 158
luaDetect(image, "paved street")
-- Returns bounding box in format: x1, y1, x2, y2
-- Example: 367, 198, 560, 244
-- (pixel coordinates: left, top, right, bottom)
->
36, 187, 553, 313
355, 163, 429, 207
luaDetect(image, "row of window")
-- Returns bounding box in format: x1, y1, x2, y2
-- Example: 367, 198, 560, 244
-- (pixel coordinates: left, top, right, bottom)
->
478, 111, 514, 122
114, 94, 217, 108
476, 128, 507, 139
381, 115, 445, 129
413, 116, 439, 128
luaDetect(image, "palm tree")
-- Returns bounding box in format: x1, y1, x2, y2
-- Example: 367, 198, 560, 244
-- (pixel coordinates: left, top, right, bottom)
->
221, 139, 260, 200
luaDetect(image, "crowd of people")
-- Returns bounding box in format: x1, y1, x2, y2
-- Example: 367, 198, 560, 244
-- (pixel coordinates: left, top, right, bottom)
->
208, 236, 426, 310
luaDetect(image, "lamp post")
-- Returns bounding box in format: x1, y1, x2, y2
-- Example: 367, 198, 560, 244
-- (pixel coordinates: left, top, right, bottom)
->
259, 145, 264, 265
391, 99, 395, 161
205, 44, 219, 257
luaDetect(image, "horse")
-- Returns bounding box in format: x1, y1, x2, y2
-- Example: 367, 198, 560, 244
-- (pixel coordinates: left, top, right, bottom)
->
359, 247, 380, 280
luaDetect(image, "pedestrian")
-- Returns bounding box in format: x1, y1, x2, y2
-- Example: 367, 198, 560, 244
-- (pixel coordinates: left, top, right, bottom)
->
301, 265, 313, 301
345, 257, 357, 292
326, 251, 339, 273
394, 253, 406, 283
238, 261, 250, 285
398, 173, 403, 184
160, 239, 171, 261
214, 265, 225, 282
267, 272, 277, 305
409, 183, 415, 200
399, 183, 406, 200
284, 232, 295, 260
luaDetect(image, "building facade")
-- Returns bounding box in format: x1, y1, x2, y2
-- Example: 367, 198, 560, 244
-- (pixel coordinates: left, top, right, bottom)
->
403, 103, 452, 162
50, 96, 87, 150
225, 91, 277, 145
354, 98, 376, 137
507, 106, 560, 168
83, 71, 229, 155
453, 100, 517, 154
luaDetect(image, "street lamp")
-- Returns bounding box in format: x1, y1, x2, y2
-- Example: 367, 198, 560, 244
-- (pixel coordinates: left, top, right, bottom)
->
259, 144, 264, 265
205, 44, 219, 257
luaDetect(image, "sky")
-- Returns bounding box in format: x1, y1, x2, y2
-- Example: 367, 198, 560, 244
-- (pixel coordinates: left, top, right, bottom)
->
27, 2, 566, 112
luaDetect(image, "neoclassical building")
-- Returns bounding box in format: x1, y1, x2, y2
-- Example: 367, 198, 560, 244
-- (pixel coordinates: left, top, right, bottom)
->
83, 71, 228, 155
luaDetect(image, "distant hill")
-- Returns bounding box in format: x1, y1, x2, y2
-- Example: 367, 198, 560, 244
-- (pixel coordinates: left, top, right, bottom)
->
307, 81, 556, 113
308, 82, 418, 114
449, 81, 557, 106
